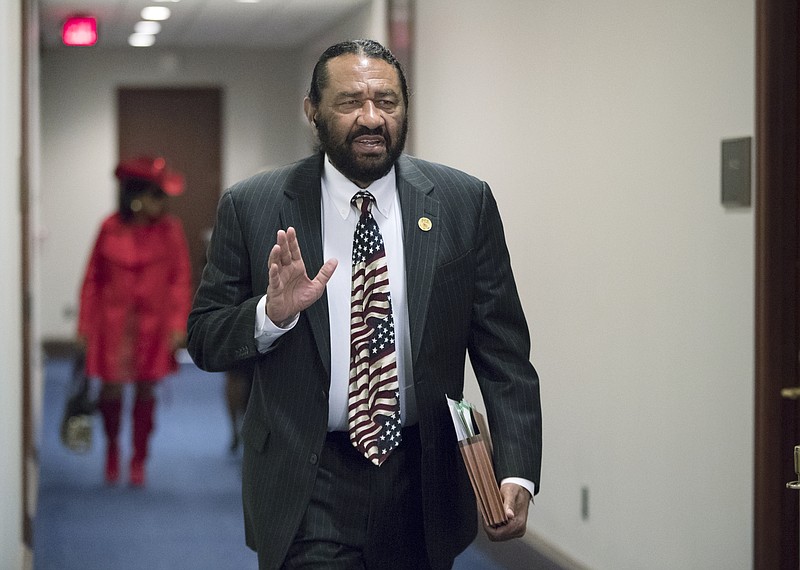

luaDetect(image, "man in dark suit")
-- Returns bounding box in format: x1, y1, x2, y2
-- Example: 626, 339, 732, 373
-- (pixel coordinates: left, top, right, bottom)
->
187, 39, 542, 570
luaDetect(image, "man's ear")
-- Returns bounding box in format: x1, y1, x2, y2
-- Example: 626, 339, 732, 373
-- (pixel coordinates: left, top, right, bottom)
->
303, 97, 317, 127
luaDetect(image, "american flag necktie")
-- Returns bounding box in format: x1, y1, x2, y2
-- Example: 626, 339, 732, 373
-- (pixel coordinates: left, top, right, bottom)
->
348, 191, 401, 466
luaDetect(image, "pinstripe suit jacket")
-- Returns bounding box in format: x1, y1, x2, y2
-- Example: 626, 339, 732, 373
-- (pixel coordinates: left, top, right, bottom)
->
187, 153, 541, 570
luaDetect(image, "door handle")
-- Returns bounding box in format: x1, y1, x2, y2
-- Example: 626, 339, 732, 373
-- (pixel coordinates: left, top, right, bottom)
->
781, 387, 800, 400
787, 446, 800, 490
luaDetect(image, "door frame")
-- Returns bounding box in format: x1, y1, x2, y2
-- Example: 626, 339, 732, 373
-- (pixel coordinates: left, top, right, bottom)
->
754, 0, 799, 567
20, 0, 34, 549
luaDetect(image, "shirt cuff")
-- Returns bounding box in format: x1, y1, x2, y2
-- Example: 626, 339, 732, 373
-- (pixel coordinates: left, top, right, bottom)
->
500, 477, 536, 504
255, 295, 298, 352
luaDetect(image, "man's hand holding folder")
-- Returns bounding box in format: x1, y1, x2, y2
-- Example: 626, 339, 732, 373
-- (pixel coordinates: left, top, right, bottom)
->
447, 397, 531, 540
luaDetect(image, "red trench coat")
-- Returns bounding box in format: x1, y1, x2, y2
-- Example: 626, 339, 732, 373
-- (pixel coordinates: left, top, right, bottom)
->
78, 213, 192, 382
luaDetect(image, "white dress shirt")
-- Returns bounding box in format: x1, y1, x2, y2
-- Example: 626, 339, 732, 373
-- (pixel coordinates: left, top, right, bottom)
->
254, 155, 416, 432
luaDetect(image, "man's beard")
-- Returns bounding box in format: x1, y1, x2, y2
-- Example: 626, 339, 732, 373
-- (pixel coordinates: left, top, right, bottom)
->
316, 116, 408, 186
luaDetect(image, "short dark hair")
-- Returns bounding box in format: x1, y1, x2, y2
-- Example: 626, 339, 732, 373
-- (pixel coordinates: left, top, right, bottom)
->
307, 39, 409, 108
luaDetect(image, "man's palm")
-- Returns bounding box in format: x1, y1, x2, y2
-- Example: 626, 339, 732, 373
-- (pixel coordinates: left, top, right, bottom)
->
266, 227, 337, 325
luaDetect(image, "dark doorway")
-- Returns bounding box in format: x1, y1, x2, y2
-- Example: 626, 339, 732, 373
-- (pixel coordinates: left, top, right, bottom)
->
117, 87, 222, 291
754, 0, 800, 568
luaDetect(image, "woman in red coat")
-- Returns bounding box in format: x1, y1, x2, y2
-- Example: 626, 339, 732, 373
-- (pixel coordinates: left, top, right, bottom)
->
78, 157, 192, 487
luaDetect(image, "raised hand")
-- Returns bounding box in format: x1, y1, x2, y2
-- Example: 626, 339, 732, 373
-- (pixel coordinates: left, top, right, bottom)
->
265, 227, 338, 326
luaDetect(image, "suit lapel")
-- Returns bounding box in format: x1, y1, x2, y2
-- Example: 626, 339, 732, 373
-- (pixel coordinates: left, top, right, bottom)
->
396, 155, 438, 368
277, 154, 437, 379
280, 155, 331, 378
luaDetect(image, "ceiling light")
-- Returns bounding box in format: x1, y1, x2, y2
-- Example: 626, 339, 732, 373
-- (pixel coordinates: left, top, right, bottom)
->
134, 21, 161, 35
141, 6, 171, 21
128, 33, 156, 47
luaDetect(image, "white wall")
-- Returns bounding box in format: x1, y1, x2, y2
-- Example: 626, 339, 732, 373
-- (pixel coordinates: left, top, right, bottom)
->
1, 0, 24, 567
414, 1, 754, 569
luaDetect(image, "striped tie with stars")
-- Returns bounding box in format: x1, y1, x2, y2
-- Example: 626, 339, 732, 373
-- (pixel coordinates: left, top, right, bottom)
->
348, 191, 401, 466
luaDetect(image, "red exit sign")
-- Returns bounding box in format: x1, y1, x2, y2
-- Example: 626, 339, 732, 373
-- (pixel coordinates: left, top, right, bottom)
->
62, 16, 98, 47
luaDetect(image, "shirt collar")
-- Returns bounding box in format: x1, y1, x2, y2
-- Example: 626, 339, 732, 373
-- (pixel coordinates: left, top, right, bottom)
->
322, 154, 396, 221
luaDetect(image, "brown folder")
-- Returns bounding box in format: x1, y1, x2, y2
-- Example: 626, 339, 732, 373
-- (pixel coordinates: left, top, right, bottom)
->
456, 409, 508, 527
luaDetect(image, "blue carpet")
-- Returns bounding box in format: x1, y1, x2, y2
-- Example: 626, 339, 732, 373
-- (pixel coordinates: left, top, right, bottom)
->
33, 357, 545, 569
33, 358, 258, 570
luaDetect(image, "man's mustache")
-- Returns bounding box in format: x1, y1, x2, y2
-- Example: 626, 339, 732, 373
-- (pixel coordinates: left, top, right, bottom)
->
347, 127, 389, 144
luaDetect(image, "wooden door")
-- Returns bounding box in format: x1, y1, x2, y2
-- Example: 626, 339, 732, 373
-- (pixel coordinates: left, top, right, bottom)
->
117, 87, 222, 291
754, 1, 800, 568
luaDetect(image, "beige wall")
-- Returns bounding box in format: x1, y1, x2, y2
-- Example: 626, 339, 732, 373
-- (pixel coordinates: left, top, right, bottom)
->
414, 1, 754, 569
1, 0, 24, 567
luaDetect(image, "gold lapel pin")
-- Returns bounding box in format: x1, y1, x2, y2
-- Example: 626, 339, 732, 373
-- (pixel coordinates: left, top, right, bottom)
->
418, 217, 432, 232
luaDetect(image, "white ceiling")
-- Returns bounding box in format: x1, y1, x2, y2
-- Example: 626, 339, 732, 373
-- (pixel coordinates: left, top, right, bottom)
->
38, 0, 372, 50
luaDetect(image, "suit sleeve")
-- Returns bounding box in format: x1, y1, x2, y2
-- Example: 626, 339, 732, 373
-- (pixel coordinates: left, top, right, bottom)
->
467, 182, 542, 494
187, 190, 262, 372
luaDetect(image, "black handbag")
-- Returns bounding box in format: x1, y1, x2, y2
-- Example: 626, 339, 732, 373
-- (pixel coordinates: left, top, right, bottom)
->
59, 352, 96, 453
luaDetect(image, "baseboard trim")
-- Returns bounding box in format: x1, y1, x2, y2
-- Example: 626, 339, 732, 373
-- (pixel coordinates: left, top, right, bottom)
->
41, 337, 81, 359
471, 527, 591, 570
523, 532, 591, 570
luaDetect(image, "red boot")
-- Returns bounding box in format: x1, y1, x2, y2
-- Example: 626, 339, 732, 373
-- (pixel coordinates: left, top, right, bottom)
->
130, 397, 155, 487
97, 398, 122, 484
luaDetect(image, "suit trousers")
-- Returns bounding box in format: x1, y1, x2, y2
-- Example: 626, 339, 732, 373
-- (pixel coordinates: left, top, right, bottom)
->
281, 425, 434, 570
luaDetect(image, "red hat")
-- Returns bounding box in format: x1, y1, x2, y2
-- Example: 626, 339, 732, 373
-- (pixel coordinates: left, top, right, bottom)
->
114, 156, 185, 196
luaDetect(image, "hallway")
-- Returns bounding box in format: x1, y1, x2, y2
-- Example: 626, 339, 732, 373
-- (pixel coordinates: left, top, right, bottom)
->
33, 357, 561, 569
